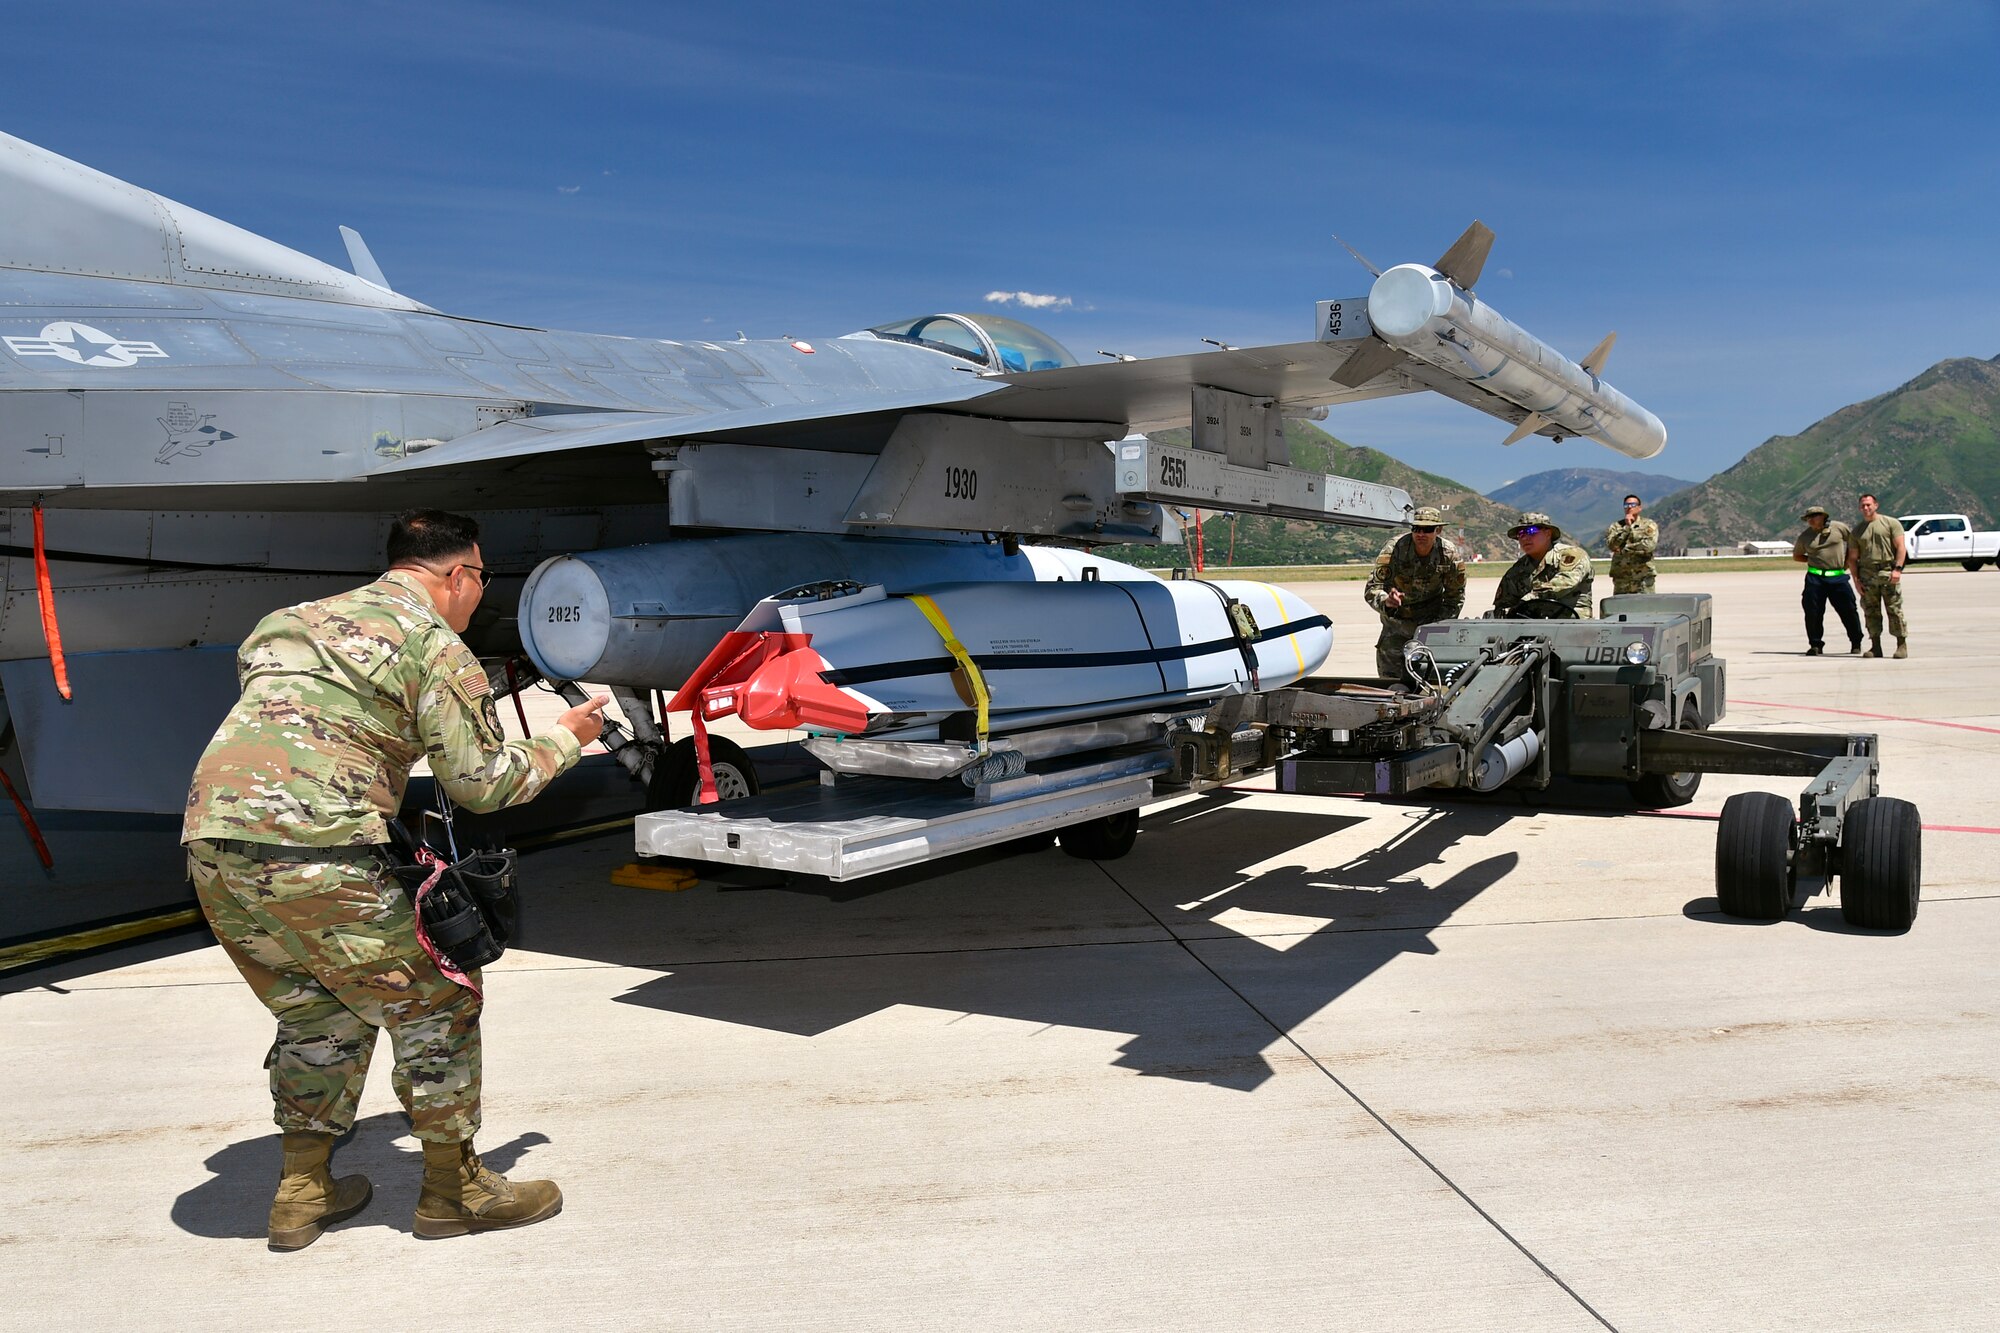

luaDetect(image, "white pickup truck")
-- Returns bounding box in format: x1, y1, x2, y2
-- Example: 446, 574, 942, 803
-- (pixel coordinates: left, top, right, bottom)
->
1900, 514, 2000, 570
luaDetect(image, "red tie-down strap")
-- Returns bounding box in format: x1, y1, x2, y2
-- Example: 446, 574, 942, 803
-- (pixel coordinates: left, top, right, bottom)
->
0, 767, 53, 869
666, 630, 814, 804
32, 502, 71, 701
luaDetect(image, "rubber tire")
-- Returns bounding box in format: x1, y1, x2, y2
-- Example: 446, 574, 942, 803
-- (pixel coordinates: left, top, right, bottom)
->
1838, 796, 1921, 930
646, 736, 760, 811
1961, 559, 1985, 572
1058, 808, 1140, 861
1628, 699, 1704, 808
1715, 791, 1794, 921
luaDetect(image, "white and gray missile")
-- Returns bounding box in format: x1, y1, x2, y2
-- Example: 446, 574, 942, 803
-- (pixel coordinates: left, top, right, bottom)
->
675, 575, 1333, 742
1331, 222, 1667, 460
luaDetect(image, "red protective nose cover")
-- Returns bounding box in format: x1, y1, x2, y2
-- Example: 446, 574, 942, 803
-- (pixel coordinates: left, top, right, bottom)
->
737, 648, 871, 733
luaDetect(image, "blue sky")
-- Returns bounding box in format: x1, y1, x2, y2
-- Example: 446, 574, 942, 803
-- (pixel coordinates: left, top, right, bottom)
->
7, 0, 1995, 493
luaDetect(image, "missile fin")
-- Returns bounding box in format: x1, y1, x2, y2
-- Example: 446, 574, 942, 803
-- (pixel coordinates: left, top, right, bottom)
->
1434, 221, 1495, 290
1579, 332, 1617, 377
1330, 337, 1405, 389
1502, 411, 1549, 447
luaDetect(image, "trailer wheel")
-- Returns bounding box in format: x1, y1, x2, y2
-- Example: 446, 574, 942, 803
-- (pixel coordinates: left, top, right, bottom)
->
1059, 808, 1140, 860
1629, 699, 1704, 808
647, 736, 761, 810
1715, 791, 1794, 921
1839, 797, 1921, 930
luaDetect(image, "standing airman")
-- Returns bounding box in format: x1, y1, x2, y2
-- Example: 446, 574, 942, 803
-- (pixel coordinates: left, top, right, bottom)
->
1604, 493, 1659, 594
1851, 492, 1909, 658
1792, 505, 1862, 655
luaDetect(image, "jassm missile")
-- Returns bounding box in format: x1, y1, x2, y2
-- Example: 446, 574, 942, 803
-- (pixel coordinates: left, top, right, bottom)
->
673, 575, 1333, 744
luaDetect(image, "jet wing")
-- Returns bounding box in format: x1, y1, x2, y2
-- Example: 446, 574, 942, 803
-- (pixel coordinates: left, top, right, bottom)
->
968, 338, 1417, 432
365, 381, 1009, 477
368, 336, 1414, 479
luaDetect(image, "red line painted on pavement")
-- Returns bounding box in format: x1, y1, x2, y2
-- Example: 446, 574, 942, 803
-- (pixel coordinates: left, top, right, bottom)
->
1733, 699, 2000, 736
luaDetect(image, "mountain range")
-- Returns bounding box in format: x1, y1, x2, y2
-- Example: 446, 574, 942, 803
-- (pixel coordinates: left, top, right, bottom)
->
1486, 467, 1700, 538
1648, 356, 2000, 547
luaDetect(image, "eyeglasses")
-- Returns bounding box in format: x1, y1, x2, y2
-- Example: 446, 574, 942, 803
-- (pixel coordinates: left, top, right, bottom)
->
1412, 526, 1440, 534
452, 564, 495, 588
1513, 526, 1546, 537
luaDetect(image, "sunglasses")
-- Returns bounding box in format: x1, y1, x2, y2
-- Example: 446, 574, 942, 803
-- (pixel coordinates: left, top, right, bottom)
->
1623, 501, 1641, 508
1514, 526, 1546, 537
1412, 526, 1440, 534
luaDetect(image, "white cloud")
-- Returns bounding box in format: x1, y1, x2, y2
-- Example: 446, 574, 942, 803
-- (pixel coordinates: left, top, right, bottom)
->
985, 290, 1073, 311
557, 184, 582, 194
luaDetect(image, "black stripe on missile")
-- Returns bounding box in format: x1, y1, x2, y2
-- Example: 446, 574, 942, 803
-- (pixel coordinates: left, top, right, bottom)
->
818, 614, 1332, 687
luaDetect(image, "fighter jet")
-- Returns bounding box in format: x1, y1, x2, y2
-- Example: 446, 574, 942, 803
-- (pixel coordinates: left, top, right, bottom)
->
0, 129, 1665, 825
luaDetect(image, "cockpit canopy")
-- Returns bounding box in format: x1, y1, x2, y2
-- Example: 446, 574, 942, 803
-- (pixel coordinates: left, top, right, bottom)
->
857, 313, 1079, 373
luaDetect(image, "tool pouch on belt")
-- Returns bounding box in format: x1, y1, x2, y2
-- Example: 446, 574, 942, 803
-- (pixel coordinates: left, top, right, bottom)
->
386, 819, 519, 972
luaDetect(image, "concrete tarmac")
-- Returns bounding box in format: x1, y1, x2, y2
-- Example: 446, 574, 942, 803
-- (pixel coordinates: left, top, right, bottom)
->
3, 567, 1997, 1331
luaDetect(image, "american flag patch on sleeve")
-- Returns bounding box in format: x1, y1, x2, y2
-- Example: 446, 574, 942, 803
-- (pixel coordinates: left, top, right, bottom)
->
455, 664, 493, 698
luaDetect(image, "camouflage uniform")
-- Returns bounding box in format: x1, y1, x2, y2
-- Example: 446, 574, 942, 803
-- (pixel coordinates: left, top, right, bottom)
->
1603, 515, 1659, 594
183, 570, 581, 1143
1493, 513, 1596, 619
1851, 513, 1908, 640
1363, 510, 1466, 676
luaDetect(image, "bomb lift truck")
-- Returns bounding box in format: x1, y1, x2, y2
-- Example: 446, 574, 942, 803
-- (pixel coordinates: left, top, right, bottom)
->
1171, 591, 1919, 931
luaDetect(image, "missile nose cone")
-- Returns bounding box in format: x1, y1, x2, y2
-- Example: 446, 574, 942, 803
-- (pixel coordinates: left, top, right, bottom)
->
1367, 264, 1453, 339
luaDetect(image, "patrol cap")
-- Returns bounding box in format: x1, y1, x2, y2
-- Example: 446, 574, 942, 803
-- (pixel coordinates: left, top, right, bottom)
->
1409, 506, 1447, 526
1507, 511, 1561, 539
1801, 505, 1828, 520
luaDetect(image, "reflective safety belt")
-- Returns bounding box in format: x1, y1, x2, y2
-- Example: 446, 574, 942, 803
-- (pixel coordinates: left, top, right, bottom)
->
1807, 567, 1848, 577
906, 594, 991, 751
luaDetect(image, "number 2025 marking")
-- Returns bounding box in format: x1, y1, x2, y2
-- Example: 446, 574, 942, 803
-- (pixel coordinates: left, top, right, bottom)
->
943, 465, 977, 500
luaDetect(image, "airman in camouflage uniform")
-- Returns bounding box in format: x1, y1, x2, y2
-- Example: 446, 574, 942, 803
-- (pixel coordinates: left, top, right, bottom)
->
1603, 493, 1659, 594
183, 510, 607, 1249
1363, 505, 1466, 677
1493, 512, 1596, 619
1851, 492, 1910, 658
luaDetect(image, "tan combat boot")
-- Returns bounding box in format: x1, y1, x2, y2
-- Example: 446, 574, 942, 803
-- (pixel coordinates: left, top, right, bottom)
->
268, 1130, 372, 1251
413, 1139, 562, 1238
1894, 637, 1908, 659
1863, 637, 1883, 658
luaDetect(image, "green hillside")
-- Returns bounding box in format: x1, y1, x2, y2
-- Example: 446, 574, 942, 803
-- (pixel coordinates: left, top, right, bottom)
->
1102, 420, 1527, 568
1652, 356, 2000, 547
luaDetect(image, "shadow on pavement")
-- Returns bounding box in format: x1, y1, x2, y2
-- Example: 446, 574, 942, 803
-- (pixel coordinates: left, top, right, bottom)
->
170, 1111, 551, 1239
607, 803, 1517, 1092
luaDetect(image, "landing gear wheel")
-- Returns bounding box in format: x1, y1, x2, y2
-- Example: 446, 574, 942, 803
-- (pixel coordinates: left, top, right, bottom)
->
1715, 791, 1795, 921
1058, 808, 1140, 861
646, 736, 760, 811
1839, 796, 1921, 930
1629, 699, 1705, 808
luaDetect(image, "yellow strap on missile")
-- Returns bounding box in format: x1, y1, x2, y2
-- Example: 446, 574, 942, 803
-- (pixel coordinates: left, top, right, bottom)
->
907, 593, 991, 749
